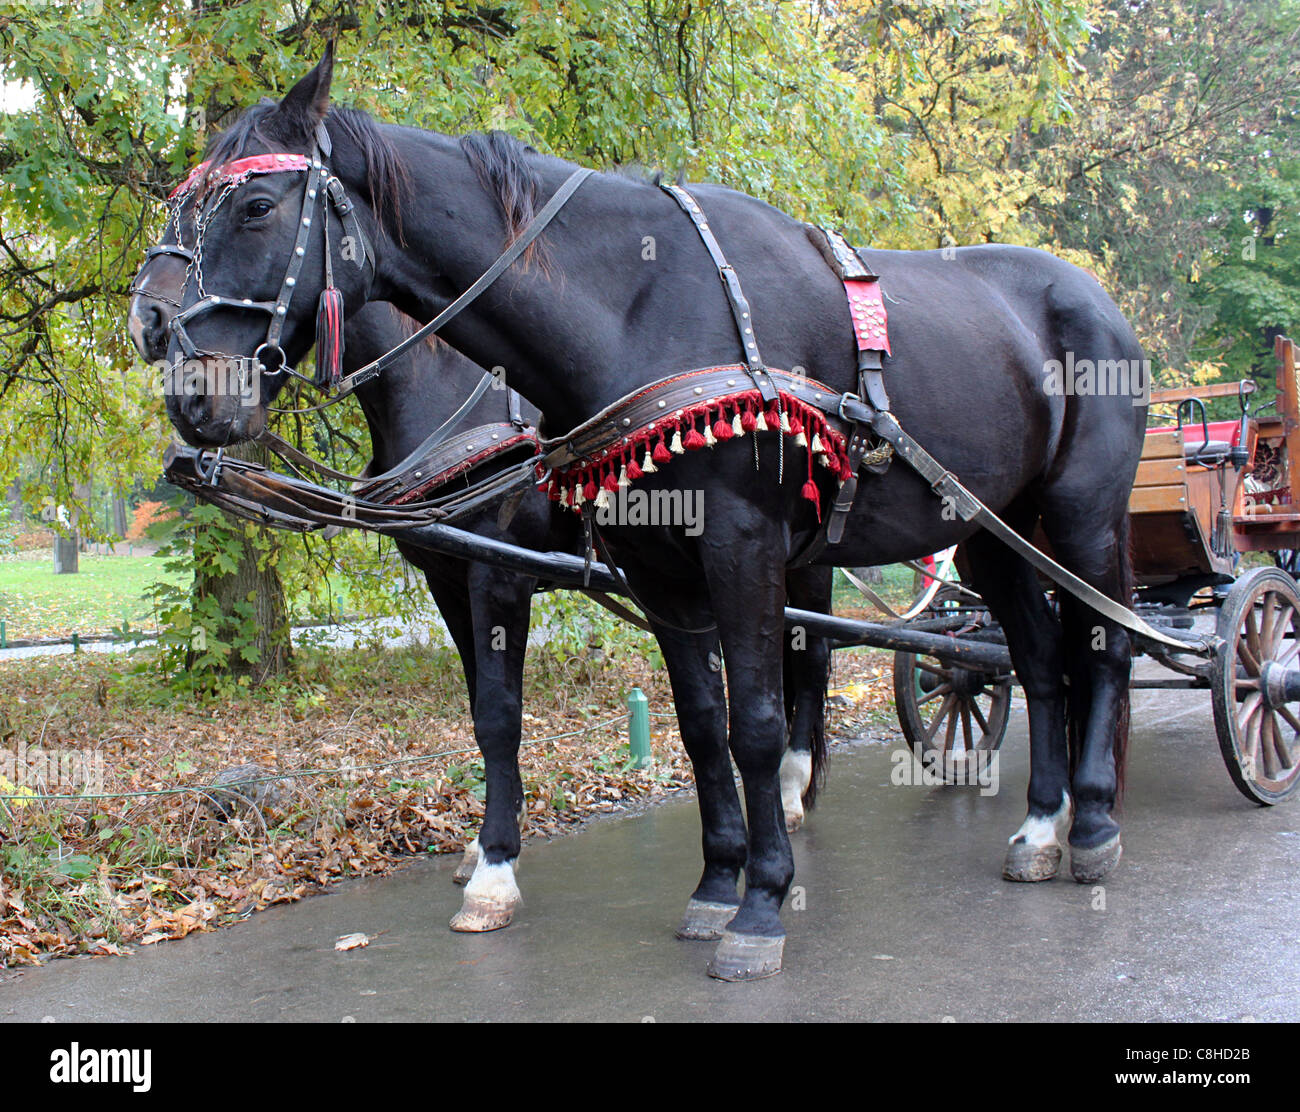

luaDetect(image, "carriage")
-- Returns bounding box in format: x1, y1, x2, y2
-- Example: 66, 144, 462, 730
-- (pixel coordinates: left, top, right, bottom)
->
891, 334, 1300, 804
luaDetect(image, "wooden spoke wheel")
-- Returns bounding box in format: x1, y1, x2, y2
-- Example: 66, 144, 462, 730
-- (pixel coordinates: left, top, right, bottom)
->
893, 650, 1013, 782
1211, 567, 1300, 804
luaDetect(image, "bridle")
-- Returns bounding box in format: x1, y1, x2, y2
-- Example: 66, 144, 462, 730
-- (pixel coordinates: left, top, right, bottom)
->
160, 123, 589, 412
168, 123, 374, 396
149, 124, 588, 489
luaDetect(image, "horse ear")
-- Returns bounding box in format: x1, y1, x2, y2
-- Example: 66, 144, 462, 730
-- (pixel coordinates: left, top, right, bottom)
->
277, 42, 334, 135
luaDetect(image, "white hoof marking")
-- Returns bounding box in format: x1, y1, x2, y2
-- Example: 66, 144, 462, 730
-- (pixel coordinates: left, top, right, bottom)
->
780, 749, 812, 830
1008, 790, 1072, 850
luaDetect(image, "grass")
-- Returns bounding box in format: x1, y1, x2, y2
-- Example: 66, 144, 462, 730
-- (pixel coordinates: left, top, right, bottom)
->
0, 554, 184, 641
831, 563, 925, 616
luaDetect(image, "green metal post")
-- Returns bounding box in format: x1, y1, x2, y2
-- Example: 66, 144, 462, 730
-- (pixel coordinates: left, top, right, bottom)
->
0, 620, 6, 649
627, 687, 651, 768
71, 631, 80, 653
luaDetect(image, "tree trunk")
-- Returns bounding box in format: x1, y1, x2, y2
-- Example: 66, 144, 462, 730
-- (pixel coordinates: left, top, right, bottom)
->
111, 496, 128, 538
192, 442, 292, 678
53, 534, 78, 574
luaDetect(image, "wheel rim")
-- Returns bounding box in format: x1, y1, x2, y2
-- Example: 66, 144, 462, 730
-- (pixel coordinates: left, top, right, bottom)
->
1213, 568, 1300, 803
1231, 587, 1299, 788
897, 652, 1012, 772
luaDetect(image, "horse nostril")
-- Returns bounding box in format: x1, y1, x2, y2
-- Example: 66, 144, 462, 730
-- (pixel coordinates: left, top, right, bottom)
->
181, 391, 209, 430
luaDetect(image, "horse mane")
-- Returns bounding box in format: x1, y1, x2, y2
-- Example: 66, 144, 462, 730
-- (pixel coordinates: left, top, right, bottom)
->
459, 130, 546, 265
200, 100, 410, 243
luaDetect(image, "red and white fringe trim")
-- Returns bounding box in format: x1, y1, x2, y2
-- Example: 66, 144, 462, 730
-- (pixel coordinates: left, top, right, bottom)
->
537, 389, 852, 522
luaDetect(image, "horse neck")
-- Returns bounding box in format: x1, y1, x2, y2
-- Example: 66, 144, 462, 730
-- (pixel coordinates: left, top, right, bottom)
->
344, 309, 489, 473
361, 128, 707, 430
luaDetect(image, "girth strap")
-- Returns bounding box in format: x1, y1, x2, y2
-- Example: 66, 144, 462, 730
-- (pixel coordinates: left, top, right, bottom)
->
661, 183, 778, 404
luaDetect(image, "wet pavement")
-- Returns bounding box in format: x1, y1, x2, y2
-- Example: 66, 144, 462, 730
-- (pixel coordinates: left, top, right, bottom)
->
3, 679, 1299, 1022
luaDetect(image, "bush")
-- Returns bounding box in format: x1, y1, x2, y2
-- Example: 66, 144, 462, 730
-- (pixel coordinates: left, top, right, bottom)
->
127, 500, 176, 541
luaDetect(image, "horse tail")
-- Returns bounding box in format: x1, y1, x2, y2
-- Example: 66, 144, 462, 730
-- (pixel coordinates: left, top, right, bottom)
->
1111, 518, 1134, 802
804, 684, 829, 809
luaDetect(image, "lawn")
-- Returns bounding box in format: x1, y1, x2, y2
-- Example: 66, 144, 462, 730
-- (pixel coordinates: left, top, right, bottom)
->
0, 553, 184, 641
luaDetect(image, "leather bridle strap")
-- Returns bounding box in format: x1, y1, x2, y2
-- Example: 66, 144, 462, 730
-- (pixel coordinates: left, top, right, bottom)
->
420, 370, 497, 451
331, 167, 594, 397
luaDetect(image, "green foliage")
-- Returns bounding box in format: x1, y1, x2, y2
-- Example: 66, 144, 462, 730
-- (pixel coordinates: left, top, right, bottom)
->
530, 590, 663, 679
142, 504, 274, 695
9, 0, 1298, 668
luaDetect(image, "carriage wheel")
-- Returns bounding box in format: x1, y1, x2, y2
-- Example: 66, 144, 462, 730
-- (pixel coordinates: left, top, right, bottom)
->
892, 650, 1012, 782
1211, 567, 1300, 804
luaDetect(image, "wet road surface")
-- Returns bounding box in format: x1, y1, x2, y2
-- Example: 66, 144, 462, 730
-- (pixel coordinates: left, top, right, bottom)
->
3, 681, 1299, 1022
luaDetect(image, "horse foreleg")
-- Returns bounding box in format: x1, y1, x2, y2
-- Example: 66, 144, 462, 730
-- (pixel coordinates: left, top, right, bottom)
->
782, 565, 833, 831
633, 583, 746, 941
449, 564, 533, 932
412, 561, 483, 886
699, 533, 793, 980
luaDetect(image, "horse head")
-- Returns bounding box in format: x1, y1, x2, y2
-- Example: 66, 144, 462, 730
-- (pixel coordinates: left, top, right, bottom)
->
163, 45, 397, 447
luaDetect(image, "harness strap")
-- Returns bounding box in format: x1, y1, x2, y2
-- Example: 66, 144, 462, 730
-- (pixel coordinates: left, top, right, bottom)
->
332, 167, 594, 397
419, 371, 497, 453
862, 409, 1217, 655
661, 183, 778, 404
807, 225, 895, 544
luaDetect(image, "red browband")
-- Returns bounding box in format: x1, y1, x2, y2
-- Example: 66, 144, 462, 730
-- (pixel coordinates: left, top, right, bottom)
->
169, 152, 314, 200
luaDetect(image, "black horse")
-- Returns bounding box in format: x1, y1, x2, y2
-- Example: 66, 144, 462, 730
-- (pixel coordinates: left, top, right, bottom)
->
160, 50, 1145, 980
131, 244, 832, 933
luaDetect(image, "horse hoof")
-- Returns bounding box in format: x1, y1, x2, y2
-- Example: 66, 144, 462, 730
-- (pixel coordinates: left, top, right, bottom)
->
784, 809, 805, 834
1003, 841, 1062, 882
450, 897, 516, 933
675, 899, 739, 941
706, 930, 785, 981
1071, 836, 1122, 883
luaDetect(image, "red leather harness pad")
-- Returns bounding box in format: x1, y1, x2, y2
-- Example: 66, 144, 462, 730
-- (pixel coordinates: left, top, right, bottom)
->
843, 276, 891, 356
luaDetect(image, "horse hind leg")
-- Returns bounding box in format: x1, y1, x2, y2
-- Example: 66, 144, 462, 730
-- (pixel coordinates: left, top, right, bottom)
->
781, 565, 833, 832
961, 523, 1073, 882
1043, 513, 1133, 883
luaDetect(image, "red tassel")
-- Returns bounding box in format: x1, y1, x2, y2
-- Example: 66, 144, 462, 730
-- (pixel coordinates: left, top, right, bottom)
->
713, 415, 734, 440
603, 469, 620, 493
801, 479, 821, 520
741, 406, 757, 433
766, 404, 781, 429
584, 479, 598, 502
627, 457, 643, 481
683, 425, 706, 450
653, 437, 672, 464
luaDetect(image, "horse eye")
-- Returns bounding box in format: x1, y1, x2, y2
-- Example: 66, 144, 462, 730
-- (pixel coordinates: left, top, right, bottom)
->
245, 198, 274, 221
